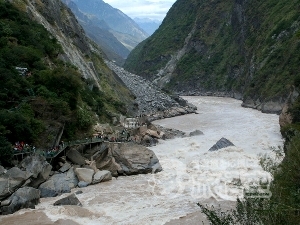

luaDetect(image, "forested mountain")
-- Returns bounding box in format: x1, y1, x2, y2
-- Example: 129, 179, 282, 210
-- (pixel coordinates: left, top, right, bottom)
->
0, 0, 135, 163
125, 0, 300, 112
124, 0, 300, 223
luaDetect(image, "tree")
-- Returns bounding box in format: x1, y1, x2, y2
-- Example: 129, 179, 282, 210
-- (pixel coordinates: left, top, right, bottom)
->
0, 135, 13, 166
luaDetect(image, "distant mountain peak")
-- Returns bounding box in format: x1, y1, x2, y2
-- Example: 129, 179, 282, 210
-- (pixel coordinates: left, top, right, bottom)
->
62, 0, 149, 65
134, 17, 161, 35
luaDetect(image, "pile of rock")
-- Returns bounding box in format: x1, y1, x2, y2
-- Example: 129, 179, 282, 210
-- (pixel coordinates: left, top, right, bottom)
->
105, 60, 197, 117
0, 140, 163, 215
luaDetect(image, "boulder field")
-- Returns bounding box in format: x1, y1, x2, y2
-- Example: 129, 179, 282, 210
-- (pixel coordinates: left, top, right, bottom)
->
0, 138, 163, 215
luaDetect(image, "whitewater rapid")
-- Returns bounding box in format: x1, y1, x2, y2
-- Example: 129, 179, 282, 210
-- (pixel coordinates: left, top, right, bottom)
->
0, 97, 283, 225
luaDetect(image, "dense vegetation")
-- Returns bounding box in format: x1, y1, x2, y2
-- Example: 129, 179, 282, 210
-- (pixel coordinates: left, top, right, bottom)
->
0, 1, 129, 165
125, 0, 300, 101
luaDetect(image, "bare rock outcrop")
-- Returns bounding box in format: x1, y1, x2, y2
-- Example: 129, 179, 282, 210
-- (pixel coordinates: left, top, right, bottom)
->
279, 87, 299, 128
279, 104, 293, 128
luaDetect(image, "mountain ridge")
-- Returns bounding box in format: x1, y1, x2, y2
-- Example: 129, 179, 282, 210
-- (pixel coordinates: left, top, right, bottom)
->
63, 0, 149, 64
0, 0, 136, 151
134, 17, 161, 35
124, 0, 300, 113
63, 0, 130, 64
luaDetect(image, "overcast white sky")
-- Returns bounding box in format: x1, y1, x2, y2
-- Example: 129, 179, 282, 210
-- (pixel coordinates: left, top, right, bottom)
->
103, 0, 176, 21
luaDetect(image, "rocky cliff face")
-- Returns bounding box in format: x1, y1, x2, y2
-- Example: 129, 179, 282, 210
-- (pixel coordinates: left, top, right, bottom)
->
15, 0, 135, 111
64, 0, 149, 54
124, 0, 300, 113
25, 0, 100, 85
62, 0, 130, 65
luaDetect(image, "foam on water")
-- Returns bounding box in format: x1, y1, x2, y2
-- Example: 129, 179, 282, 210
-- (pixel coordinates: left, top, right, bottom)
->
0, 97, 283, 225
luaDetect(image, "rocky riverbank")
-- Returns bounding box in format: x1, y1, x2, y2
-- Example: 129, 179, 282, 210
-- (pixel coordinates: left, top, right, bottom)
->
0, 121, 188, 215
0, 142, 162, 215
174, 88, 300, 115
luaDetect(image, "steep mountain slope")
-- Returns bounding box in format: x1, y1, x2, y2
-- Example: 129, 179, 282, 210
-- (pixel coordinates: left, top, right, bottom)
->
0, 0, 135, 152
125, 0, 300, 113
62, 0, 130, 65
24, 0, 135, 110
65, 0, 149, 52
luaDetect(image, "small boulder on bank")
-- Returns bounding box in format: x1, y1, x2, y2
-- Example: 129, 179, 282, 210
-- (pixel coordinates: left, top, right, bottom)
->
59, 162, 71, 173
208, 138, 235, 151
92, 170, 112, 184
74, 168, 94, 184
0, 167, 32, 201
53, 193, 82, 206
39, 174, 71, 198
78, 181, 89, 188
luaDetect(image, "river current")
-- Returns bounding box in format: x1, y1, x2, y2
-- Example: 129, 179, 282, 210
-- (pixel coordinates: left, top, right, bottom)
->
0, 96, 283, 225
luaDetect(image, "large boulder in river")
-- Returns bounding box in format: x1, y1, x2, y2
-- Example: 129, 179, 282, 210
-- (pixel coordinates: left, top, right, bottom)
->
0, 167, 32, 201
0, 187, 40, 215
189, 130, 204, 137
92, 143, 123, 177
94, 142, 162, 176
53, 193, 82, 206
209, 138, 235, 151
20, 155, 52, 188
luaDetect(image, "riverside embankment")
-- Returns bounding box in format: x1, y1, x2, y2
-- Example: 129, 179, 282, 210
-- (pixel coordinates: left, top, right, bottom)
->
0, 96, 283, 225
